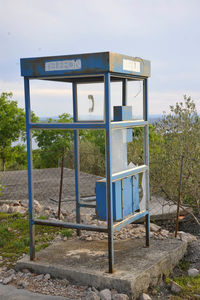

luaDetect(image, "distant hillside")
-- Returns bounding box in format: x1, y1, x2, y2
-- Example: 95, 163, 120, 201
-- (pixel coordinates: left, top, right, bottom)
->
39, 114, 163, 123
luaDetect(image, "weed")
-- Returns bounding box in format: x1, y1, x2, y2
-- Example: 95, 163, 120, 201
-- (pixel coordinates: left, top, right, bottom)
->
174, 275, 200, 298
0, 212, 73, 267
178, 260, 190, 272
60, 229, 73, 238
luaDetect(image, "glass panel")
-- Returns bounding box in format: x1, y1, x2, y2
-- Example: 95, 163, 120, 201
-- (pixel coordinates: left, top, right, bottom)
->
32, 129, 76, 221
111, 81, 122, 120
112, 127, 144, 174
77, 83, 104, 121
127, 80, 144, 120
30, 80, 73, 123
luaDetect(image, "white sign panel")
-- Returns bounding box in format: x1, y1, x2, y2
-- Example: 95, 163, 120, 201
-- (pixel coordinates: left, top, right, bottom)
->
45, 59, 82, 72
123, 59, 140, 73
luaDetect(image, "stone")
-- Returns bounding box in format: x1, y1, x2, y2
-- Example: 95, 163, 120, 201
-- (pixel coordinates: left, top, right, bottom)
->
92, 287, 100, 294
82, 291, 100, 300
161, 229, 169, 237
6, 269, 15, 276
139, 293, 152, 300
44, 273, 51, 280
177, 231, 197, 243
112, 294, 129, 300
81, 214, 91, 223
35, 274, 44, 280
99, 289, 112, 300
22, 268, 30, 274
61, 278, 69, 286
0, 204, 10, 213
3, 275, 14, 285
170, 280, 183, 294
9, 206, 26, 214
188, 268, 199, 277
34, 200, 43, 213
0, 256, 3, 260
21, 281, 29, 288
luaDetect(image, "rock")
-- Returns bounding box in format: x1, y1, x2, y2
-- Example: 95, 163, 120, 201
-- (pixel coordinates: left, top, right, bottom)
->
177, 231, 197, 243
188, 268, 199, 277
151, 288, 157, 295
6, 269, 15, 276
0, 204, 10, 213
3, 275, 14, 285
20, 281, 29, 288
13, 201, 21, 206
170, 280, 183, 294
44, 273, 51, 280
160, 229, 169, 237
61, 279, 69, 286
81, 214, 91, 223
99, 289, 112, 300
22, 268, 30, 274
82, 291, 100, 300
139, 293, 152, 300
9, 206, 26, 214
92, 287, 100, 294
35, 274, 44, 280
34, 200, 43, 213
0, 256, 3, 261
112, 294, 129, 300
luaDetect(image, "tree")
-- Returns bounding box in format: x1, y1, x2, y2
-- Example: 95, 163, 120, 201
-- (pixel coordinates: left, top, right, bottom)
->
33, 113, 74, 168
151, 96, 200, 216
0, 92, 26, 171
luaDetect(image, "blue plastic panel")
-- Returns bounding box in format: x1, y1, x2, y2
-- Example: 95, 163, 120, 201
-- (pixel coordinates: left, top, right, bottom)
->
113, 106, 132, 121
96, 175, 139, 221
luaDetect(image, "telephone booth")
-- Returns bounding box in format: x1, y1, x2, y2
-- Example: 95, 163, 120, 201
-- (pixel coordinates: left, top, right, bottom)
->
21, 52, 151, 273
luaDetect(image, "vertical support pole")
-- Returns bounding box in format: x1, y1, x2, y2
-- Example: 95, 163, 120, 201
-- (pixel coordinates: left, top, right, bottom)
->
105, 73, 114, 273
24, 77, 35, 260
58, 148, 65, 219
122, 78, 128, 106
72, 82, 81, 236
143, 78, 150, 247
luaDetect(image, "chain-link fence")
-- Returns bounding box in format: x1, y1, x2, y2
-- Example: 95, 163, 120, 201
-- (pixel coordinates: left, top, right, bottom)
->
0, 151, 186, 226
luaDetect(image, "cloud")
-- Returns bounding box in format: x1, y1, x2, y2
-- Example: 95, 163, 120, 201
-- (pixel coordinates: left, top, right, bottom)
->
0, 0, 199, 116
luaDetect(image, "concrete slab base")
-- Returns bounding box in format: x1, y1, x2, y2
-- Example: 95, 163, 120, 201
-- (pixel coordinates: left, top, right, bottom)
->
16, 238, 187, 299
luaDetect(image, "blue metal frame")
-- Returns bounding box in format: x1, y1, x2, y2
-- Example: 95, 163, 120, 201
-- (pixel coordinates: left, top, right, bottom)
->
143, 78, 150, 247
105, 73, 114, 272
24, 77, 35, 260
22, 52, 150, 274
20, 52, 150, 78
72, 82, 81, 235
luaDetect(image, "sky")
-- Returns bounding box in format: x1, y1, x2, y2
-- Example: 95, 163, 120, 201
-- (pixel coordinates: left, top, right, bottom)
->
0, 0, 200, 117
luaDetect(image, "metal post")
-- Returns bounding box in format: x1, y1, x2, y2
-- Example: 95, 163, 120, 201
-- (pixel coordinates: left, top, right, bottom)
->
72, 82, 81, 236
24, 77, 35, 260
122, 78, 128, 106
58, 148, 65, 219
175, 155, 184, 237
105, 73, 114, 273
143, 78, 150, 247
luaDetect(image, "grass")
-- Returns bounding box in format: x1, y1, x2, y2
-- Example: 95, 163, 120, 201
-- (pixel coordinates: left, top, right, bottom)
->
173, 275, 200, 299
0, 212, 73, 268
165, 259, 200, 299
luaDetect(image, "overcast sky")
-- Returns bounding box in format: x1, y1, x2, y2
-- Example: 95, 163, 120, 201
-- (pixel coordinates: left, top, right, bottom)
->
0, 0, 200, 117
